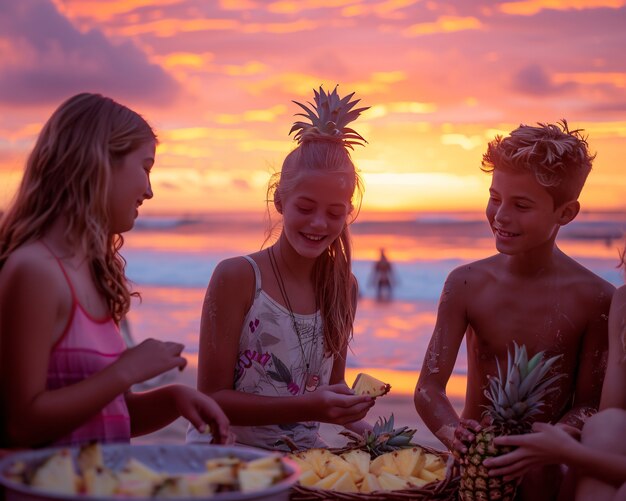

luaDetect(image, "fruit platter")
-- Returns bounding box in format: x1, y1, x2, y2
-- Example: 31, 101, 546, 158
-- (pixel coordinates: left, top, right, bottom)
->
287, 413, 458, 501
0, 443, 299, 501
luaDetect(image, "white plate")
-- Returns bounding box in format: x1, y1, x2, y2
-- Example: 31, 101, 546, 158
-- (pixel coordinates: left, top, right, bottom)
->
0, 443, 299, 501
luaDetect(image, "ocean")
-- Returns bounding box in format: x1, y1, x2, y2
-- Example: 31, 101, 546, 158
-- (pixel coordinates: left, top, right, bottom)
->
121, 210, 626, 386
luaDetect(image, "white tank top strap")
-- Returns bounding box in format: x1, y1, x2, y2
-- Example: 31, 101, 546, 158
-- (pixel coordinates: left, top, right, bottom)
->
242, 255, 262, 297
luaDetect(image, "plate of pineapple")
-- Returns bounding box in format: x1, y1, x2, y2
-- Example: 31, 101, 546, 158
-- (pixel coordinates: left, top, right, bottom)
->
0, 442, 299, 500
289, 414, 458, 500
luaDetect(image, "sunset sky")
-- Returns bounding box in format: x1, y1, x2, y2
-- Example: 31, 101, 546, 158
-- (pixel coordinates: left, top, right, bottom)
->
1, 0, 625, 215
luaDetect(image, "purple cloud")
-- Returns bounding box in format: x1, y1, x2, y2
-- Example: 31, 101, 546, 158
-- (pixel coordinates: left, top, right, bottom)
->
511, 64, 577, 95
0, 0, 179, 107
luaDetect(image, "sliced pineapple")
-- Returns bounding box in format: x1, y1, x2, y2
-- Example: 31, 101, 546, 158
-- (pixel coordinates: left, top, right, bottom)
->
359, 472, 381, 493
320, 454, 357, 478
117, 457, 163, 484
238, 469, 275, 492
298, 469, 321, 487
31, 449, 79, 495
340, 449, 370, 476
329, 471, 359, 493
352, 373, 391, 397
77, 442, 104, 474
392, 447, 426, 477
370, 452, 398, 475
377, 471, 410, 491
423, 452, 446, 472
83, 466, 118, 496
313, 470, 343, 490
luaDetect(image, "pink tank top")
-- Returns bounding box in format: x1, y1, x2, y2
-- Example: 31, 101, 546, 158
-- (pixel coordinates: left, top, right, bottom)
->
44, 244, 131, 446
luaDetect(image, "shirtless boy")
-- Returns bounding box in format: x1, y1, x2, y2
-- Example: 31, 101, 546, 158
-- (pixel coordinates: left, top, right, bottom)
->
414, 121, 615, 500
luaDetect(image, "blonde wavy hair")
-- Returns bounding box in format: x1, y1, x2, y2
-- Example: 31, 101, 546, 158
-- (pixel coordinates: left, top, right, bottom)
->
481, 120, 595, 208
265, 140, 364, 357
0, 93, 157, 323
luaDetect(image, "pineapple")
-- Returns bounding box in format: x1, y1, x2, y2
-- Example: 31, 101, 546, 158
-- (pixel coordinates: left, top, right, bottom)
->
340, 414, 416, 458
289, 85, 369, 149
458, 343, 563, 501
352, 372, 391, 397
30, 449, 79, 495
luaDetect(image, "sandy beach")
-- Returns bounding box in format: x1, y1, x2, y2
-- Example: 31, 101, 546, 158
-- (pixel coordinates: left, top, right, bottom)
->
131, 356, 464, 453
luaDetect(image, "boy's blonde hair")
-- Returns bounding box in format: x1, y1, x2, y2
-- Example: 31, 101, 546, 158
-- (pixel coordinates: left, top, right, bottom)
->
481, 120, 595, 208
0, 93, 157, 323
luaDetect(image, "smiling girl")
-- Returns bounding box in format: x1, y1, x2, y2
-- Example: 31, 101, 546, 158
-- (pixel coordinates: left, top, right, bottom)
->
191, 86, 374, 450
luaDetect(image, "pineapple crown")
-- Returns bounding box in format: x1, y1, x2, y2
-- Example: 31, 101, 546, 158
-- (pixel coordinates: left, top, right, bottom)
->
339, 414, 417, 458
483, 342, 564, 434
289, 85, 369, 150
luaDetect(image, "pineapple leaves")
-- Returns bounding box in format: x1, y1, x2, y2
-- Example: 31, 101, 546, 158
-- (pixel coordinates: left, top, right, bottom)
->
289, 85, 369, 148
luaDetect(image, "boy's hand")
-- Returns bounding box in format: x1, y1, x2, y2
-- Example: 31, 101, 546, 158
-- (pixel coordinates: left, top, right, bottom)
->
453, 418, 483, 460
484, 422, 579, 479
172, 386, 231, 444
308, 383, 375, 425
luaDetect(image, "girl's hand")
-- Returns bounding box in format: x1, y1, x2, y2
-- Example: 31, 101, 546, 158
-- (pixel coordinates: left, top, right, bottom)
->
171, 385, 231, 444
116, 339, 187, 386
308, 383, 374, 425
453, 418, 482, 459
483, 422, 578, 479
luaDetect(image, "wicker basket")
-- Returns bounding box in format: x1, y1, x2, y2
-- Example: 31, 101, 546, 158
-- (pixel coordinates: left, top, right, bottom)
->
289, 445, 459, 501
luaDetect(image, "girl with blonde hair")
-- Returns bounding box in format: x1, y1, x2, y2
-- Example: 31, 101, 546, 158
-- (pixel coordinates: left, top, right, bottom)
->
0, 93, 229, 448
192, 86, 374, 450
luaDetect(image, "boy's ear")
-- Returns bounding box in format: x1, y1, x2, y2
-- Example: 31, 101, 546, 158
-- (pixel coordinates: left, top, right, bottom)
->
557, 200, 580, 225
274, 194, 283, 214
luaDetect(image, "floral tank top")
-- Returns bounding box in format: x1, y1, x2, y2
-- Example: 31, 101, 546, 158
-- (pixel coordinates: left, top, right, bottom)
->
232, 255, 334, 451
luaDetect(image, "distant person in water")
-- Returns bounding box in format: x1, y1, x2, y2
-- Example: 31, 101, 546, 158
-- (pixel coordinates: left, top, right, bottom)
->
370, 247, 395, 302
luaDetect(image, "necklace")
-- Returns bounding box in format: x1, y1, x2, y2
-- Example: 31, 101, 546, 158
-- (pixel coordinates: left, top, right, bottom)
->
268, 247, 320, 392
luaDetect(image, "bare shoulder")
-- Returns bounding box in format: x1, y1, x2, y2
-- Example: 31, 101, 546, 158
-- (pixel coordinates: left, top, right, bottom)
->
561, 253, 615, 301
0, 243, 58, 288
207, 255, 256, 301
446, 255, 501, 284
0, 242, 66, 310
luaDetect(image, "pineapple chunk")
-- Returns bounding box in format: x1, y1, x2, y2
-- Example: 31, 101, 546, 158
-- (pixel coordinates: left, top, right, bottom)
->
329, 471, 359, 492
340, 449, 370, 476
77, 442, 104, 474
423, 452, 446, 472
359, 473, 381, 493
187, 474, 217, 497
406, 475, 429, 488
320, 454, 357, 478
298, 469, 321, 487
370, 453, 398, 475
153, 477, 192, 497
352, 373, 391, 397
245, 455, 282, 470
83, 466, 119, 496
392, 447, 426, 477
313, 471, 343, 490
117, 457, 163, 484
289, 455, 315, 474
416, 467, 440, 483
377, 471, 410, 490
200, 466, 237, 485
31, 449, 79, 495
238, 469, 274, 492
295, 448, 332, 478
